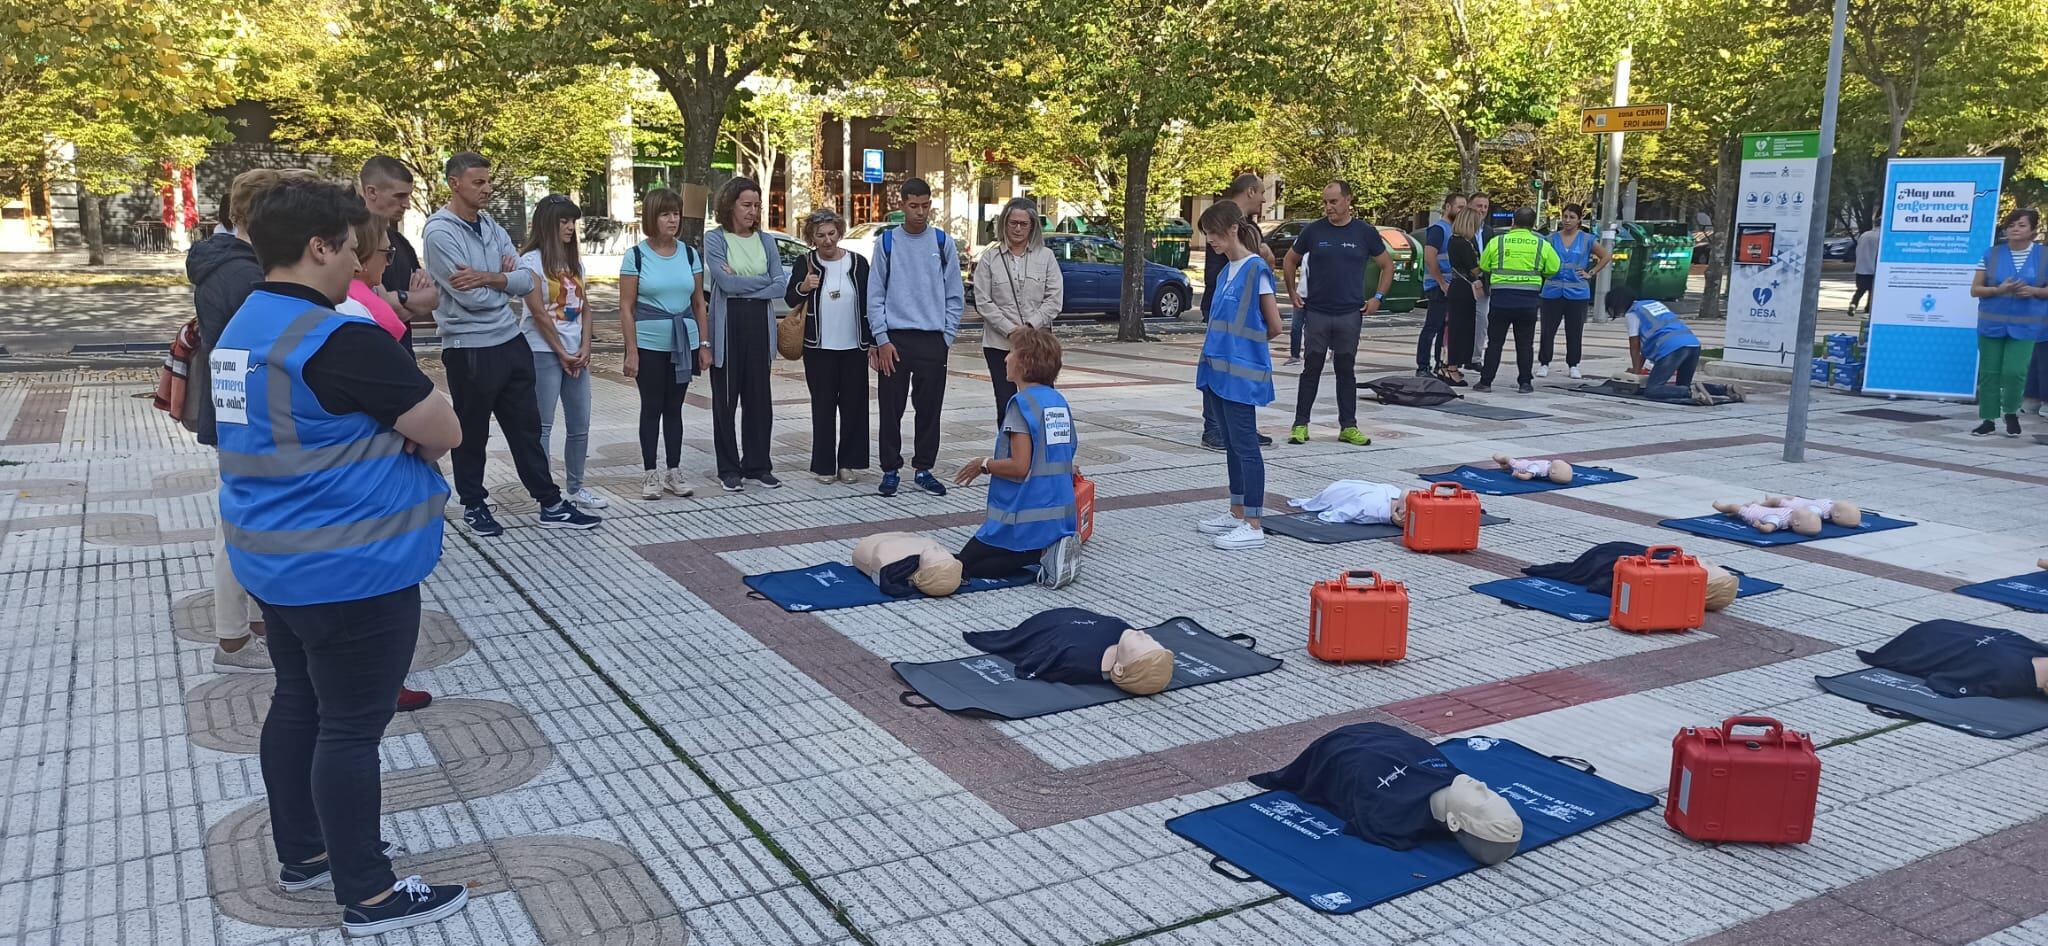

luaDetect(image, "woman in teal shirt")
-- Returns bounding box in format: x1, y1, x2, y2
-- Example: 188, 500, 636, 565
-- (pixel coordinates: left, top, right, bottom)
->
619, 188, 709, 499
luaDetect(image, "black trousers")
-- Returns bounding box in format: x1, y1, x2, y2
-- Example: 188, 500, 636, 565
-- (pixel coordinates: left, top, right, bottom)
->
1447, 282, 1478, 366
1482, 305, 1539, 386
258, 584, 419, 906
985, 347, 1017, 424
1539, 297, 1588, 367
711, 300, 775, 479
444, 336, 560, 509
803, 346, 870, 476
959, 536, 1043, 578
635, 348, 688, 470
877, 329, 949, 473
1417, 288, 1450, 371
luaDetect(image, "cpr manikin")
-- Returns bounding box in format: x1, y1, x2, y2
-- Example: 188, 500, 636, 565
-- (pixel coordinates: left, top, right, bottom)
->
1711, 495, 1863, 536
852, 532, 964, 598
1859, 620, 2048, 700
1493, 454, 1576, 484
1524, 542, 1740, 611
962, 608, 1177, 695
1289, 480, 1410, 525
1249, 722, 1525, 865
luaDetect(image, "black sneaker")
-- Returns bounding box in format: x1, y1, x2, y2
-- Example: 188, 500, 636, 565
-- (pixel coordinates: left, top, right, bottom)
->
1256, 433, 1274, 447
2006, 414, 2023, 438
341, 875, 468, 938
1415, 368, 1433, 378
748, 472, 783, 489
1972, 420, 1998, 436
278, 841, 400, 891
914, 470, 948, 496
462, 505, 503, 537
720, 475, 745, 492
538, 501, 601, 530
1471, 382, 1493, 393
1200, 435, 1226, 452
1517, 381, 1534, 394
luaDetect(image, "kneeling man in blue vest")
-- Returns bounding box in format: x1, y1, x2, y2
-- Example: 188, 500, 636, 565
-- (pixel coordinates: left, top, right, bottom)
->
1606, 290, 1746, 405
212, 177, 475, 937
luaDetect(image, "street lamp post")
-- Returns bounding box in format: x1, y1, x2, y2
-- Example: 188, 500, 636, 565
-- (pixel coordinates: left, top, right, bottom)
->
1782, 0, 1849, 462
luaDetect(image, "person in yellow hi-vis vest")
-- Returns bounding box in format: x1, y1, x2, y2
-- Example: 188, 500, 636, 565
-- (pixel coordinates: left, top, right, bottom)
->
1476, 207, 1562, 394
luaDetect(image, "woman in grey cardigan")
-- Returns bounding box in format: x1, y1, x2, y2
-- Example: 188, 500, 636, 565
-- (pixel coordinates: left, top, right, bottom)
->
972, 197, 1062, 421
702, 177, 789, 491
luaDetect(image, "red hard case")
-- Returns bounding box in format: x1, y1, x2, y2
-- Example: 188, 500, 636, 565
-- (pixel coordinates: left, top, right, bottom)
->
1666, 715, 1820, 844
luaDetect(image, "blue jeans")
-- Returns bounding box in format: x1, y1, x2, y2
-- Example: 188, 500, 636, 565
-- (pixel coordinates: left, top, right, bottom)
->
1643, 346, 1701, 400
1289, 310, 1306, 359
1205, 390, 1266, 517
533, 351, 592, 492
1416, 288, 1450, 371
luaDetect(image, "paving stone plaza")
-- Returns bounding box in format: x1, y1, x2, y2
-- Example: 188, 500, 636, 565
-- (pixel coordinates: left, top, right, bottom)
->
4, 311, 2047, 946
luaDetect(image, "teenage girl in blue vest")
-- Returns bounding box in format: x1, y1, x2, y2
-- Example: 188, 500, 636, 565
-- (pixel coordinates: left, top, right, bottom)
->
953, 328, 1082, 589
1537, 203, 1611, 380
1968, 208, 2047, 437
1193, 202, 1285, 551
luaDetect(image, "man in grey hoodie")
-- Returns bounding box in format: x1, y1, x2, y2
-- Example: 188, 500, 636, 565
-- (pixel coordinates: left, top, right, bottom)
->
866, 177, 965, 498
422, 152, 599, 536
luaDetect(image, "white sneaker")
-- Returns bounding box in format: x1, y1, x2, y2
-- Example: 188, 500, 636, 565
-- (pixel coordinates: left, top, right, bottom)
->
1037, 535, 1081, 590
1536, 364, 1550, 378
838, 469, 863, 484
1196, 512, 1241, 536
1212, 522, 1266, 550
1569, 365, 1583, 379
640, 470, 663, 500
816, 472, 838, 484
568, 487, 609, 509
663, 469, 694, 498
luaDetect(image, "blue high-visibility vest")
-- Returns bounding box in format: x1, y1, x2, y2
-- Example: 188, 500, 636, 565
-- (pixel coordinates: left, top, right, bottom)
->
1542, 230, 1594, 300
1978, 244, 2048, 342
1421, 222, 1454, 293
975, 385, 1078, 552
1632, 300, 1700, 363
213, 291, 447, 606
1196, 259, 1276, 405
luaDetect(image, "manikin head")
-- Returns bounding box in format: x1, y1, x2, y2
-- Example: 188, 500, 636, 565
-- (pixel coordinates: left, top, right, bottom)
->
1429, 775, 1523, 865
1102, 628, 1175, 695
1788, 507, 1824, 537
910, 553, 963, 597
1702, 561, 1739, 611
1826, 501, 1863, 528
1545, 460, 1574, 484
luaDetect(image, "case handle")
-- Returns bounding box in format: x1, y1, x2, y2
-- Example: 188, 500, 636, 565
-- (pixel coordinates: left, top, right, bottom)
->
1427, 482, 1463, 498
899, 691, 936, 709
1549, 755, 1597, 775
1719, 715, 1786, 742
1643, 545, 1687, 563
1208, 857, 1255, 882
1223, 633, 1258, 648
1339, 569, 1386, 589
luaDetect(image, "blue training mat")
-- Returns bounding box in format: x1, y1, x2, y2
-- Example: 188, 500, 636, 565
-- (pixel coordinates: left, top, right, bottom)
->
1417, 464, 1637, 496
1166, 736, 1657, 914
1472, 572, 1783, 622
1954, 571, 2048, 613
1658, 511, 1917, 546
743, 562, 1034, 613
1816, 668, 2048, 739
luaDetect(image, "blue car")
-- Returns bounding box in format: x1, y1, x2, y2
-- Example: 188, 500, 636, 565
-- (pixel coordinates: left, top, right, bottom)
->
971, 234, 1193, 321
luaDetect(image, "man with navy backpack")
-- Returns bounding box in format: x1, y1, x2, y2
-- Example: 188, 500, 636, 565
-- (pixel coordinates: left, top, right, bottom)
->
867, 178, 965, 498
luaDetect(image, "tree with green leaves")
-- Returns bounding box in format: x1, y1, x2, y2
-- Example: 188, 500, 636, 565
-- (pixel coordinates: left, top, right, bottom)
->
722, 85, 822, 230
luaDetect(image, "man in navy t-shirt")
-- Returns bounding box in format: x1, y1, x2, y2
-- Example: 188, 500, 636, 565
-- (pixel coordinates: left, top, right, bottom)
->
1282, 181, 1392, 446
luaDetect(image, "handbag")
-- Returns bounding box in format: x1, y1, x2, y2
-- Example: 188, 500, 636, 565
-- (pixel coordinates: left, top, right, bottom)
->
776, 251, 815, 360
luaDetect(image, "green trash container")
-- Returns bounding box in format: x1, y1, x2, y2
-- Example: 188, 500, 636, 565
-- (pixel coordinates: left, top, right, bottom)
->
1373, 227, 1423, 313
1639, 222, 1695, 302
1146, 217, 1192, 270
1604, 222, 1646, 300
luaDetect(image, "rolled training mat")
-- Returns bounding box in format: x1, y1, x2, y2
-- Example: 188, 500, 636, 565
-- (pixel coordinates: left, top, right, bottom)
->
1658, 511, 1916, 547
1954, 571, 2048, 613
1166, 736, 1656, 914
1264, 513, 1509, 545
1416, 464, 1636, 496
1472, 572, 1783, 623
891, 616, 1281, 720
1815, 668, 2048, 739
1569, 379, 1737, 405
743, 562, 1034, 613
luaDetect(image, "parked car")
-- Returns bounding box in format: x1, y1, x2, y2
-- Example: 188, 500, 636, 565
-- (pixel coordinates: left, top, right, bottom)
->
837, 221, 894, 262
1822, 232, 1856, 262
967, 234, 1192, 321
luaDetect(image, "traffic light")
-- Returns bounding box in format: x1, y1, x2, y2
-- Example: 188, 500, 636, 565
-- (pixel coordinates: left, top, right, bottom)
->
1531, 166, 1546, 192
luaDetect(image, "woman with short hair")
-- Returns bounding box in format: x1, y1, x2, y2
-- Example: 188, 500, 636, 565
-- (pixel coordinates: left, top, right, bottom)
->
618, 188, 709, 499
704, 177, 789, 491
785, 208, 874, 484
1968, 207, 2047, 437
953, 327, 1081, 589
973, 197, 1062, 421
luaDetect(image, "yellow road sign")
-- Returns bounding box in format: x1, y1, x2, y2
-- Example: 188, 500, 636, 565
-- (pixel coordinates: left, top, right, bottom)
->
1580, 104, 1671, 134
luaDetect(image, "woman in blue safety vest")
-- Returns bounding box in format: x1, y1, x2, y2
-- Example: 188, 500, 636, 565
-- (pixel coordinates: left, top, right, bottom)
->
1537, 203, 1611, 380
953, 327, 1082, 589
1193, 201, 1286, 551
212, 178, 472, 937
1968, 208, 2048, 438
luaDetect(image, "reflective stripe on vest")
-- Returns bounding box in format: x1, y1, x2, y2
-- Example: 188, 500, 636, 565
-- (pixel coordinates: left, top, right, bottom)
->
1979, 245, 2048, 340
1543, 231, 1592, 298
1635, 301, 1700, 361
1195, 259, 1277, 405
222, 492, 444, 555
219, 307, 412, 477
1422, 223, 1453, 291
978, 386, 1078, 548
1487, 231, 1548, 286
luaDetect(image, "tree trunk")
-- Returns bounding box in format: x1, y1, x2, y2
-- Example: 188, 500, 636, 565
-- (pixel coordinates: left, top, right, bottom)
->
81, 191, 106, 266
1456, 127, 1480, 194
1698, 137, 1738, 320
1116, 138, 1157, 342
677, 88, 732, 242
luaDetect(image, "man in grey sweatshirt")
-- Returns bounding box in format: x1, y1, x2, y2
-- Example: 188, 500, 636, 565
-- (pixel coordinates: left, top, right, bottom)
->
422, 151, 598, 535
866, 177, 965, 498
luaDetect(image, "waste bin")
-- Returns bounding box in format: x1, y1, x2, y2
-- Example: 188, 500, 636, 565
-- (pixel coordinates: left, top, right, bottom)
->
1604, 222, 1646, 301
1639, 222, 1696, 302
1373, 227, 1422, 313
1146, 217, 1192, 270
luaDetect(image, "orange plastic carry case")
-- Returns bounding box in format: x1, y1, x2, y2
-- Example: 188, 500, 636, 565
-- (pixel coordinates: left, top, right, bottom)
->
1402, 483, 1482, 553
1308, 570, 1410, 663
1073, 473, 1096, 543
1610, 545, 1708, 632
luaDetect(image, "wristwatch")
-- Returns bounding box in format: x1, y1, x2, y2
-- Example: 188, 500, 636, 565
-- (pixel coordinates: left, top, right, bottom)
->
1372, 292, 1385, 301
396, 289, 410, 306
698, 340, 711, 349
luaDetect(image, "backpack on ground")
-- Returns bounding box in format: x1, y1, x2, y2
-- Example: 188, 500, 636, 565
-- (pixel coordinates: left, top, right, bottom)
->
1362, 375, 1459, 406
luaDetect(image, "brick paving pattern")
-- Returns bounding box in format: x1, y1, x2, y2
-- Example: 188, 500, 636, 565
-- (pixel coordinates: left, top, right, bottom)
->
2, 311, 2045, 946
